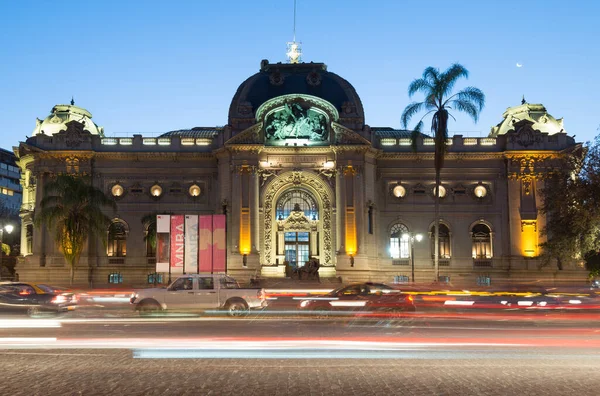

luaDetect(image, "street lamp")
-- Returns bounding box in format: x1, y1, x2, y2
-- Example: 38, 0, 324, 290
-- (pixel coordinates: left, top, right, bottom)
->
402, 232, 423, 283
0, 223, 14, 280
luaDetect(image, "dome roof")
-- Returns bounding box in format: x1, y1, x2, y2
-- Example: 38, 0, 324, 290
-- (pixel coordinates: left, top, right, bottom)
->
228, 60, 364, 129
33, 103, 104, 136
490, 101, 565, 137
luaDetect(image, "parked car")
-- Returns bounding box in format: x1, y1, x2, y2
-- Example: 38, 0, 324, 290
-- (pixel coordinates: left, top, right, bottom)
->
130, 274, 267, 316
297, 282, 416, 315
0, 282, 78, 317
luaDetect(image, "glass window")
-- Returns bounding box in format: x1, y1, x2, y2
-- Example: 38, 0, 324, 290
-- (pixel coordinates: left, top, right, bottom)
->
169, 277, 193, 291
430, 224, 451, 259
472, 223, 492, 259
147, 273, 163, 284
108, 221, 128, 257
108, 273, 123, 284
276, 189, 318, 220
198, 277, 214, 290
145, 221, 156, 257
390, 223, 409, 259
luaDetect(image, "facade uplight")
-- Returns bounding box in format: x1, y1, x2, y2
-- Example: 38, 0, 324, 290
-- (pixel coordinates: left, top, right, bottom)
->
323, 161, 335, 169
474, 185, 487, 198
111, 184, 124, 197
189, 185, 201, 197
434, 185, 446, 198
151, 185, 162, 197
393, 185, 406, 198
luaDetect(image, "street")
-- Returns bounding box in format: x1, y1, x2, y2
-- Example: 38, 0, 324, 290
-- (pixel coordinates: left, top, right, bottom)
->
1, 312, 600, 395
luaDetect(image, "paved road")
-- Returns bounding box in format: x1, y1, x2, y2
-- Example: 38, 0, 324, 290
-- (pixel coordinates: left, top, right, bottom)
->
2, 313, 600, 395
1, 346, 599, 395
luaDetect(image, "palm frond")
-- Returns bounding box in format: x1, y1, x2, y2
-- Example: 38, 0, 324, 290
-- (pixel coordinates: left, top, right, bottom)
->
439, 63, 469, 98
455, 86, 485, 111
408, 78, 433, 98
422, 67, 440, 84
448, 99, 479, 122
401, 101, 424, 129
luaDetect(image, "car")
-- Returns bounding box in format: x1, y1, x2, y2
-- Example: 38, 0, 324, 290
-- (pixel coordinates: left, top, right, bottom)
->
0, 282, 78, 317
297, 282, 416, 316
130, 274, 268, 316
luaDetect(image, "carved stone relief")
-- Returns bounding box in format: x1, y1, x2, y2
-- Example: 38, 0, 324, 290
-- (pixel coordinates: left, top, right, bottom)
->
262, 171, 333, 266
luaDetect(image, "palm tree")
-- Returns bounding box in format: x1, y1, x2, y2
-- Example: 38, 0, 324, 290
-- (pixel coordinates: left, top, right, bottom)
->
401, 64, 485, 281
35, 175, 116, 285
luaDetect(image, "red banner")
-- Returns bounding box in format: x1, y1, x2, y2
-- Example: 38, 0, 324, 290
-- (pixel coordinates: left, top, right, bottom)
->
212, 215, 226, 273
198, 215, 213, 273
170, 215, 184, 274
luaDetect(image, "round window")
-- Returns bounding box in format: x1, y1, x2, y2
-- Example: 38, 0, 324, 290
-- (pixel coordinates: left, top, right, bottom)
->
111, 184, 124, 197
189, 184, 201, 197
474, 185, 487, 198
433, 185, 446, 198
392, 185, 406, 198
151, 185, 162, 197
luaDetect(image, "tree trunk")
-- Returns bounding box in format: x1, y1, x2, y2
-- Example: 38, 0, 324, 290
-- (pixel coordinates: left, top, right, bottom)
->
434, 169, 440, 282
69, 264, 74, 286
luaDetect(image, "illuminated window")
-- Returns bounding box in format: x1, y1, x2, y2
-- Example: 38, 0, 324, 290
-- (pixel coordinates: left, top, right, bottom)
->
472, 223, 492, 259
107, 220, 128, 257
111, 184, 124, 197
392, 185, 406, 198
430, 224, 451, 259
390, 223, 409, 259
147, 273, 163, 284
108, 273, 123, 284
276, 189, 318, 220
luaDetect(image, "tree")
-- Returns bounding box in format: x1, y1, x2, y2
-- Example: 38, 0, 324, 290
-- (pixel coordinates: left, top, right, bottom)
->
401, 64, 485, 281
540, 133, 600, 273
35, 175, 116, 285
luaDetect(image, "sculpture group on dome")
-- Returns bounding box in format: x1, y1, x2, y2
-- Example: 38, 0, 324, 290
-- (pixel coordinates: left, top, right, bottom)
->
265, 103, 328, 142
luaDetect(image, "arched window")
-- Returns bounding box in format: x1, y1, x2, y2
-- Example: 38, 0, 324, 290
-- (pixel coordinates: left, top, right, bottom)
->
276, 189, 318, 220
430, 224, 451, 259
472, 223, 492, 259
107, 220, 128, 257
390, 223, 409, 259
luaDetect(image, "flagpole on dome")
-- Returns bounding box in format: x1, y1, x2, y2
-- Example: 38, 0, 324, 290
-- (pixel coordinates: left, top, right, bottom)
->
286, 0, 302, 64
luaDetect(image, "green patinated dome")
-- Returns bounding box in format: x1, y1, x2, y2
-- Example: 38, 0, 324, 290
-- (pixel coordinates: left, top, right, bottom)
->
33, 103, 104, 136
228, 60, 364, 128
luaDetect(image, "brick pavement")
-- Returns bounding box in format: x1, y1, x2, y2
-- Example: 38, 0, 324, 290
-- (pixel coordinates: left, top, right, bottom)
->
1, 349, 598, 395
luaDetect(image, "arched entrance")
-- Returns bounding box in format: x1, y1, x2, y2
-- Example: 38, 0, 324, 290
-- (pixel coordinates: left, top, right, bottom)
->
261, 170, 334, 274
276, 190, 318, 269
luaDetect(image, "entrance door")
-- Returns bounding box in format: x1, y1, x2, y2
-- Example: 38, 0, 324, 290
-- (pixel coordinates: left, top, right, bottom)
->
284, 232, 310, 268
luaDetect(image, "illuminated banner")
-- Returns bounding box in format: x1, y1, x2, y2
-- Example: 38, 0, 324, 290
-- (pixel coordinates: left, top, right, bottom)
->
198, 215, 213, 273
170, 215, 184, 274
184, 215, 199, 274
198, 215, 213, 272
157, 214, 227, 275
156, 215, 170, 273
212, 215, 226, 273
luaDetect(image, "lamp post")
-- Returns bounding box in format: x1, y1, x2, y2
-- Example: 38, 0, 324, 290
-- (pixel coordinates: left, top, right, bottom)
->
402, 232, 423, 283
0, 223, 14, 281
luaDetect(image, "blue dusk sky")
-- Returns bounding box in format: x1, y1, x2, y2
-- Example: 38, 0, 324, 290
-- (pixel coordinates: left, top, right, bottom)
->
1, 0, 599, 150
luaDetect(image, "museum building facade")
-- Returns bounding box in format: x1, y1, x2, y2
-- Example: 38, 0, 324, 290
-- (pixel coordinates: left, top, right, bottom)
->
14, 60, 586, 286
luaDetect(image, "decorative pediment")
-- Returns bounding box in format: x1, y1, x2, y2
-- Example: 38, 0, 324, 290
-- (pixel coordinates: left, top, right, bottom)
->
277, 207, 318, 231
332, 123, 370, 145
55, 120, 92, 148
224, 123, 263, 145
507, 120, 543, 148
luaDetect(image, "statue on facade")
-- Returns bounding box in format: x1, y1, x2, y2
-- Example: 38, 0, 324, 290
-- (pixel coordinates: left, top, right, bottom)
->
265, 103, 328, 142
